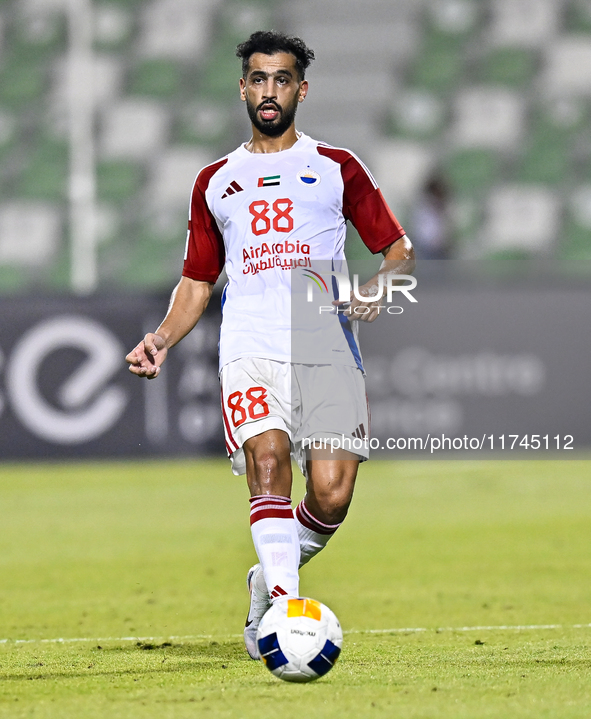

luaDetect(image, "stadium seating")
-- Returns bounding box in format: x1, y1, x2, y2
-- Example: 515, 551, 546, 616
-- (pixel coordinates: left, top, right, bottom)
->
0, 0, 590, 294
0, 200, 62, 267
488, 0, 561, 48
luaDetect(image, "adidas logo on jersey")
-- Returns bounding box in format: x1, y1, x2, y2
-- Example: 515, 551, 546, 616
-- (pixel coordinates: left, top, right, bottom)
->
222, 181, 244, 199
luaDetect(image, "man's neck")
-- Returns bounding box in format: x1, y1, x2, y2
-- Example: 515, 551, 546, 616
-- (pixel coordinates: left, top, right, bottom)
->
245, 125, 300, 154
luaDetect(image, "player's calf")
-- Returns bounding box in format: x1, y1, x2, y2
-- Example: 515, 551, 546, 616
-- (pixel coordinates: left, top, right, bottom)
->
294, 499, 343, 567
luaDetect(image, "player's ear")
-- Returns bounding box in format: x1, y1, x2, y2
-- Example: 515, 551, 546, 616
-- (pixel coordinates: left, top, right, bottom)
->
298, 80, 308, 103
239, 77, 247, 101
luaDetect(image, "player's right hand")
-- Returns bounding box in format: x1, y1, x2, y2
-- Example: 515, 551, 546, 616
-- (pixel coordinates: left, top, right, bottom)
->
125, 333, 168, 379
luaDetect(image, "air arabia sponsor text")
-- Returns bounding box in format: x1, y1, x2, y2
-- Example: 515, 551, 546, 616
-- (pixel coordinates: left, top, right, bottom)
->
242, 241, 311, 275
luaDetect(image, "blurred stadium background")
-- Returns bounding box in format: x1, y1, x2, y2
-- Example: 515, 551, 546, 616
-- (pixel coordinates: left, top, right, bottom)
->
0, 0, 589, 460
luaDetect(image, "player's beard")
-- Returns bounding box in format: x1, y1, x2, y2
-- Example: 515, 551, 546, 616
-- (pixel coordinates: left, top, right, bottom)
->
246, 95, 299, 138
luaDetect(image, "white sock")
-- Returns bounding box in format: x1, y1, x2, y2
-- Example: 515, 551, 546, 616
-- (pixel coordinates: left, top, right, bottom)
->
250, 495, 300, 600
294, 500, 342, 567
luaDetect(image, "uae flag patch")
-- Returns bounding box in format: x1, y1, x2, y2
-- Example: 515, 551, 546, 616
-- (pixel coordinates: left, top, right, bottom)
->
258, 175, 280, 187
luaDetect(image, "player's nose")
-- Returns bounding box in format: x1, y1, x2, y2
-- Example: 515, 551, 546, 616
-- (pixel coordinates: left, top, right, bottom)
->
262, 79, 276, 97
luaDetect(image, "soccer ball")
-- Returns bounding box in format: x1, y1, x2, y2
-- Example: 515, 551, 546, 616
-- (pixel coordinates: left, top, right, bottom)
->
256, 597, 343, 682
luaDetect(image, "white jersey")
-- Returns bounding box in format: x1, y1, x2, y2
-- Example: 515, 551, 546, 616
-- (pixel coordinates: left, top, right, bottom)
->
182, 133, 404, 371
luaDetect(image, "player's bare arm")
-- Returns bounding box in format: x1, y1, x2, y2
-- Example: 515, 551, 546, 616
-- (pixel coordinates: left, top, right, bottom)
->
125, 276, 214, 379
345, 234, 416, 322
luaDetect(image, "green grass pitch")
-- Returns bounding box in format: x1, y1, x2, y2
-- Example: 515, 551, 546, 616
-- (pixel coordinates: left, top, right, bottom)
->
1, 457, 590, 718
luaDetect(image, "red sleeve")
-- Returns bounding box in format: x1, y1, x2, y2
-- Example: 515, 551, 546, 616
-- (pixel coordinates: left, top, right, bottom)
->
317, 145, 405, 254
182, 158, 228, 283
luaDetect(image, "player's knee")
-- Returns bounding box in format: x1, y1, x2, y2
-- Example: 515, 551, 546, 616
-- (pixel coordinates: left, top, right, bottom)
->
249, 449, 291, 493
253, 450, 282, 476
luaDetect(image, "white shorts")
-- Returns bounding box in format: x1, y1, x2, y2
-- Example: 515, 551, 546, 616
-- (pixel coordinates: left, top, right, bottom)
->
219, 357, 370, 475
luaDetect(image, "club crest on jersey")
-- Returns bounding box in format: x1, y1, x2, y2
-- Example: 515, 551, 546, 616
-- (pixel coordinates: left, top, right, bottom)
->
297, 168, 321, 187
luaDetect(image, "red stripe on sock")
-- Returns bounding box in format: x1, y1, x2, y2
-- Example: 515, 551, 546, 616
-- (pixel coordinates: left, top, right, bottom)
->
250, 507, 294, 525
295, 501, 340, 535
249, 495, 293, 525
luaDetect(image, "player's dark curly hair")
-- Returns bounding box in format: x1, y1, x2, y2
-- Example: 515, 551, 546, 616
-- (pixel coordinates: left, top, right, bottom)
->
236, 31, 315, 81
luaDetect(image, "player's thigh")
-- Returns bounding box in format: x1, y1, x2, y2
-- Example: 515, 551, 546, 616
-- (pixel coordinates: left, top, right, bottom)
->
293, 363, 370, 470
220, 357, 294, 476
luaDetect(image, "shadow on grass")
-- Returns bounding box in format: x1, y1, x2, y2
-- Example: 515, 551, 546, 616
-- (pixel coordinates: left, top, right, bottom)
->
0, 640, 258, 683
97, 639, 247, 658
